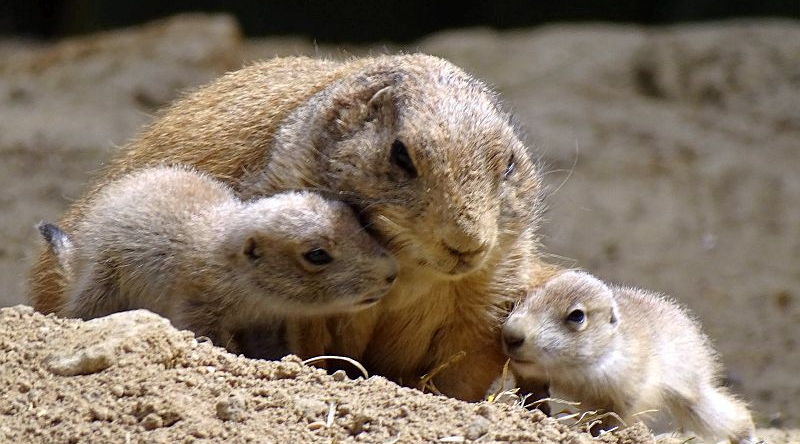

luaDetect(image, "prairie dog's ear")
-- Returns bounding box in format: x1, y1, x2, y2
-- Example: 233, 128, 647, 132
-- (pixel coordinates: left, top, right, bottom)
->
37, 222, 69, 252
242, 236, 263, 263
331, 73, 398, 136
609, 301, 619, 325
365, 85, 395, 123
36, 222, 73, 266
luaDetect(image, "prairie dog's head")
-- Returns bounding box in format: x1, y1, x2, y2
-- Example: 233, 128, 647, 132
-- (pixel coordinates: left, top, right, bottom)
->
502, 271, 620, 379
223, 191, 397, 316
266, 55, 542, 280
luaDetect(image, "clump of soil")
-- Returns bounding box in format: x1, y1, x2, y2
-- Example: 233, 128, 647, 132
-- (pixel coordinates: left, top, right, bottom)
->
0, 305, 656, 443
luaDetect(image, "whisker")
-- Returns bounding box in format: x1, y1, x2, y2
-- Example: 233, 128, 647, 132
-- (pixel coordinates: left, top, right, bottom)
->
543, 143, 579, 199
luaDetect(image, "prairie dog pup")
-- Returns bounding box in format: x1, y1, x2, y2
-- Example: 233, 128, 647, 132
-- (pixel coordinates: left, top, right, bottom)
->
502, 271, 756, 444
59, 166, 397, 351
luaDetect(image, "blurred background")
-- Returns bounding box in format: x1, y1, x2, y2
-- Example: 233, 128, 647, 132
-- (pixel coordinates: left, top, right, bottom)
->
1, 0, 798, 433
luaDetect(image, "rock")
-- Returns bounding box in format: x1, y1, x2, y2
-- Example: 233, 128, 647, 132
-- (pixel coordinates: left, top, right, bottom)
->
295, 397, 328, 422
140, 413, 164, 430
465, 416, 492, 440
45, 343, 113, 376
216, 392, 247, 422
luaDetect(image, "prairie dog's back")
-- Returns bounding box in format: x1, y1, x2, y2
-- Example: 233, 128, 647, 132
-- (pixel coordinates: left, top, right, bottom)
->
68, 166, 239, 317
612, 286, 721, 391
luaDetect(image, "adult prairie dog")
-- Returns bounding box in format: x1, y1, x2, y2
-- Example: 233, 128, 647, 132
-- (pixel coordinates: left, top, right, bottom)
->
45, 166, 397, 351
502, 270, 756, 444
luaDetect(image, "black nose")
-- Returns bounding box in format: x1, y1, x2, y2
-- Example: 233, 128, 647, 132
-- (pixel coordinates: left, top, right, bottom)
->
502, 327, 526, 351
385, 273, 397, 284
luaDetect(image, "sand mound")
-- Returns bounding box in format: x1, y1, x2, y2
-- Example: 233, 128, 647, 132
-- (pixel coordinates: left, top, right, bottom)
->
0, 305, 655, 443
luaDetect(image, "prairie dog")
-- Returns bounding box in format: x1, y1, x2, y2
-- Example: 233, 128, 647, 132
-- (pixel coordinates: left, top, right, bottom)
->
502, 271, 756, 444
29, 54, 559, 400
51, 166, 397, 351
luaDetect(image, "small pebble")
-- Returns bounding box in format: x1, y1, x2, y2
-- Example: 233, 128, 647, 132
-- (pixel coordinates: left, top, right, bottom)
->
90, 405, 113, 422
141, 412, 164, 430
493, 391, 520, 406
18, 381, 31, 393
216, 393, 246, 422
465, 416, 491, 440
295, 397, 327, 422
110, 385, 125, 397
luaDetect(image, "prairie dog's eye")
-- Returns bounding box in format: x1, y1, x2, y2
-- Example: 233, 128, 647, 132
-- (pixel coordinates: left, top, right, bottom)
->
303, 248, 333, 266
503, 153, 515, 179
390, 139, 418, 178
566, 309, 585, 325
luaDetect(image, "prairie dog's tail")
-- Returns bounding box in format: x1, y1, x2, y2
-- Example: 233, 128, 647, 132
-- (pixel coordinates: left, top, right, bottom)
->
36, 222, 75, 281
671, 384, 757, 444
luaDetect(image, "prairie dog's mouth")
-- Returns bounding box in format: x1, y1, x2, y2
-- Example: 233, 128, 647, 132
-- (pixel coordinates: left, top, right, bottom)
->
351, 287, 392, 310
507, 358, 546, 377
352, 206, 493, 279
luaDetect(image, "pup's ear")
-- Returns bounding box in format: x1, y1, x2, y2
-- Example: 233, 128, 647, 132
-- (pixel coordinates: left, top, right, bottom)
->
242, 236, 263, 263
609, 303, 619, 325
37, 222, 69, 252
36, 221, 73, 266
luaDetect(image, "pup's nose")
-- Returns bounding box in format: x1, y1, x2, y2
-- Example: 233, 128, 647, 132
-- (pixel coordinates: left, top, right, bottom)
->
502, 323, 526, 351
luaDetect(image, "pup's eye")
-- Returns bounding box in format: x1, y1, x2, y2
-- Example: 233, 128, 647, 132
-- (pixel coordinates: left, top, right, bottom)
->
503, 153, 515, 179
390, 139, 418, 178
566, 309, 585, 324
303, 248, 333, 266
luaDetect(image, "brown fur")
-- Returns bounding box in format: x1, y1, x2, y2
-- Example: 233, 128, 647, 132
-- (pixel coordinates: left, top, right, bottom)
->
503, 271, 756, 444
28, 54, 559, 400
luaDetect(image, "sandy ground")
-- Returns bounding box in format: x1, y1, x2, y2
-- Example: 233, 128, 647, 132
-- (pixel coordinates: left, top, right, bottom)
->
1, 305, 654, 443
1, 13, 798, 442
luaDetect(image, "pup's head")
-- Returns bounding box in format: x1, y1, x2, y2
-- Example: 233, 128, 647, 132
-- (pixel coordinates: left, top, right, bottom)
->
502, 271, 620, 378
267, 55, 542, 280
224, 192, 397, 316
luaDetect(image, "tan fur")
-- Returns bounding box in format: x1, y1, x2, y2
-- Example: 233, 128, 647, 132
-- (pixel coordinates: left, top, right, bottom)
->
28, 54, 558, 400
503, 271, 757, 444
59, 166, 396, 353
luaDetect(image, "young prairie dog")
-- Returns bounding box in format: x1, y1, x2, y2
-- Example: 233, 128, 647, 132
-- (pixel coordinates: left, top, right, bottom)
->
502, 270, 756, 444
44, 166, 397, 352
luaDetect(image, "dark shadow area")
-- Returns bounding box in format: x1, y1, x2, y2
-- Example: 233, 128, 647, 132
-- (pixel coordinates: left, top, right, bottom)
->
2, 0, 800, 41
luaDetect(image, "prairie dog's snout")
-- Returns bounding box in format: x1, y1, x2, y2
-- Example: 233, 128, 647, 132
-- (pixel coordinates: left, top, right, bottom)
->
501, 313, 530, 356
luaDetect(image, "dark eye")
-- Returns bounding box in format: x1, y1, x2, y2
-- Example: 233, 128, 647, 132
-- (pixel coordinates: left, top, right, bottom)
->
303, 248, 333, 266
566, 309, 585, 324
390, 139, 418, 178
503, 153, 515, 179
